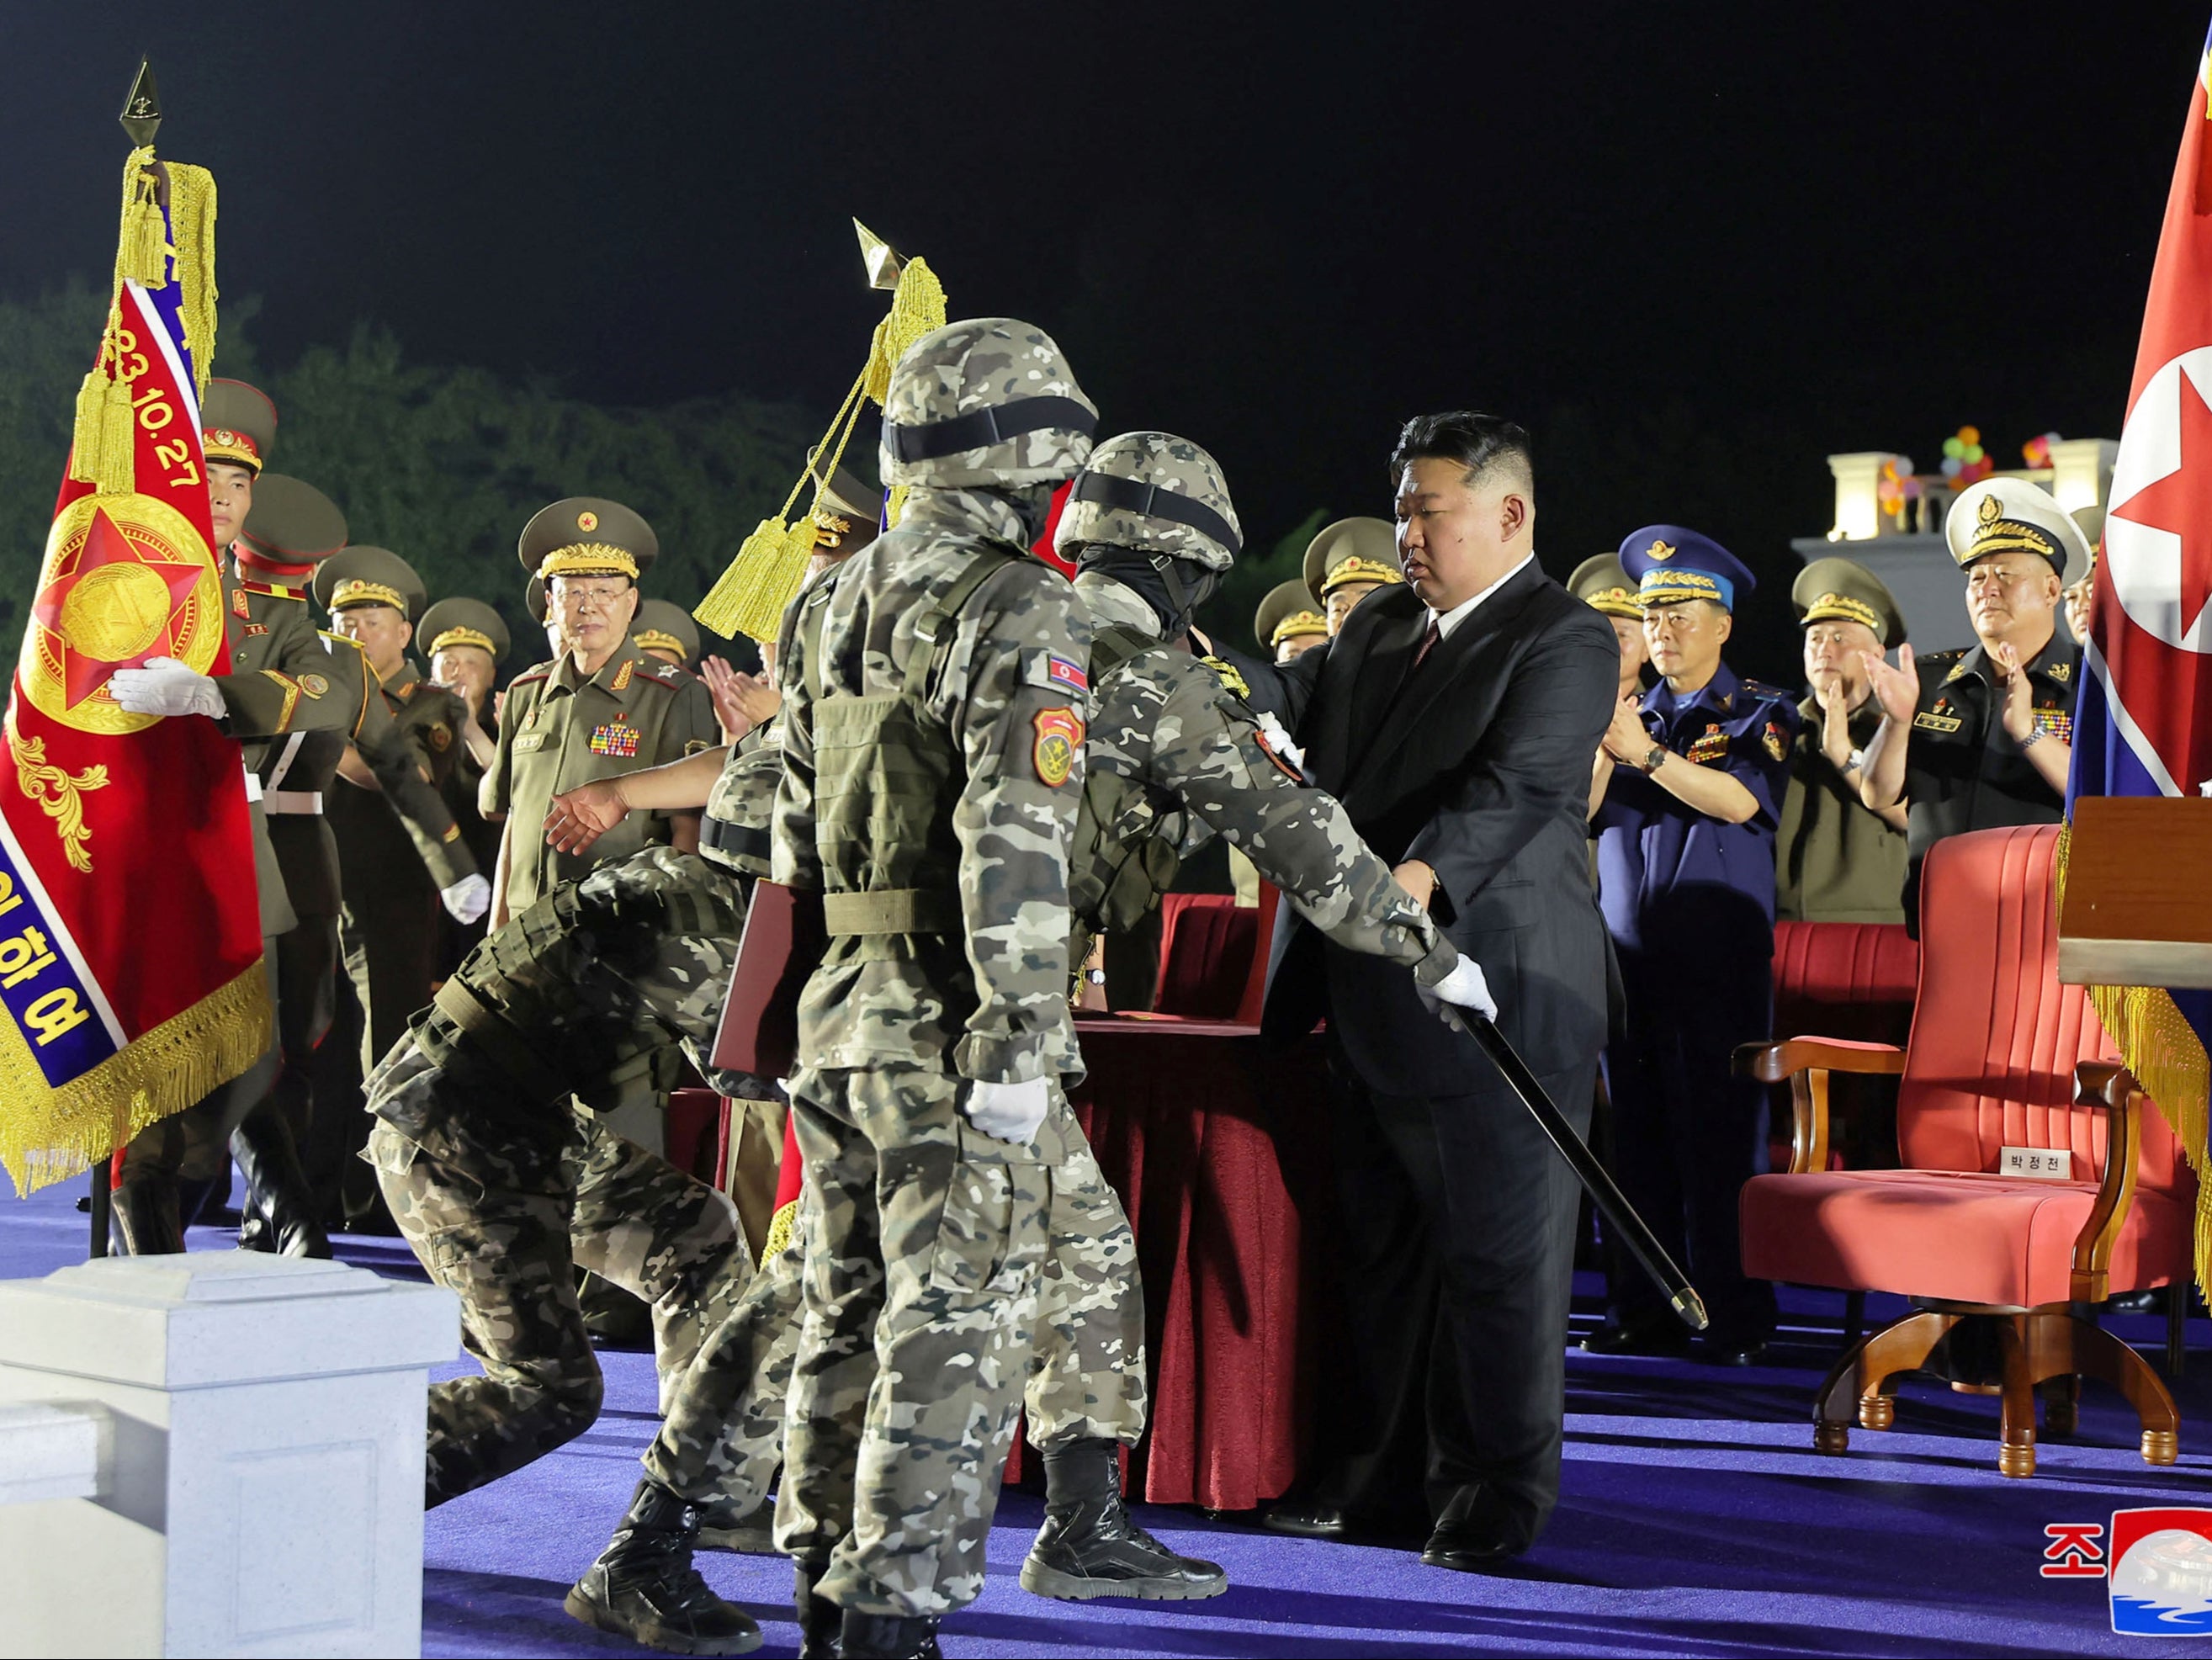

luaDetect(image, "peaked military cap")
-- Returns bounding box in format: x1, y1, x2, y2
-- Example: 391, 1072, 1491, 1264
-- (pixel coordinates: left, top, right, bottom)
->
1255, 579, 1330, 654
517, 497, 658, 584
806, 444, 883, 556
313, 545, 427, 620
1568, 554, 1642, 620
238, 475, 347, 569
1791, 556, 1906, 647
1946, 478, 2087, 581
1302, 517, 1402, 602
1619, 525, 1755, 612
2070, 505, 2104, 573
418, 597, 510, 665
633, 598, 702, 665
200, 379, 277, 475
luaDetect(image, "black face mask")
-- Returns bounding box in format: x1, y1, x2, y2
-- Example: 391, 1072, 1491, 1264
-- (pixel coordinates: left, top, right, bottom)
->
1077, 548, 1219, 638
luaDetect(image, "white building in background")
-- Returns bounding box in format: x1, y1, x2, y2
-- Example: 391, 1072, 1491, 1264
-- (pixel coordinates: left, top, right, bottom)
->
1796, 440, 2115, 654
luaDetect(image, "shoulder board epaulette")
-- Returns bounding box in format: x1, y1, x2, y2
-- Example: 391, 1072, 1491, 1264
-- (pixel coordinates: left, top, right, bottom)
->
1737, 679, 1792, 702
508, 669, 550, 690
1199, 655, 1252, 702
631, 659, 691, 687
1919, 648, 1964, 664
238, 580, 305, 601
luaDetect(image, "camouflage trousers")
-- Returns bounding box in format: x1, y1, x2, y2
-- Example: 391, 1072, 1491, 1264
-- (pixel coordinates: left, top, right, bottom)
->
646, 1089, 1145, 1525
369, 1100, 749, 1507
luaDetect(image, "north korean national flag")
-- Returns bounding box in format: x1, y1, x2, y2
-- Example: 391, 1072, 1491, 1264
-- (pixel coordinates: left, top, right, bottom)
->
2070, 19, 2212, 1092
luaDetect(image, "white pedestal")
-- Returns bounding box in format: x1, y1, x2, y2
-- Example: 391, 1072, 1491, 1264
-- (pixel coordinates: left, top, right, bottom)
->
0, 1252, 457, 1660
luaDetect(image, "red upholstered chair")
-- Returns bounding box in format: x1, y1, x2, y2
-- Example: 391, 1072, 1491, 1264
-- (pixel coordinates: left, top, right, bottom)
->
1767, 920, 1918, 1173
1737, 824, 2192, 1478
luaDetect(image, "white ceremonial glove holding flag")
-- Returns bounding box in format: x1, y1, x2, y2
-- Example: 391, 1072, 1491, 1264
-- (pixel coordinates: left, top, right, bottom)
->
963, 1076, 1050, 1144
1419, 955, 1499, 1033
441, 873, 492, 925
109, 656, 224, 720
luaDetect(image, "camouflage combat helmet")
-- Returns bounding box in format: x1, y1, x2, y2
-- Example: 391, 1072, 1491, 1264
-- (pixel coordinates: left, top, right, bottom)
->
878, 316, 1097, 490
1053, 430, 1243, 573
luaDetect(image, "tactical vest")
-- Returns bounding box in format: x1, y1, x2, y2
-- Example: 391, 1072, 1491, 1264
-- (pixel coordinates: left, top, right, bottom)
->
804, 548, 1019, 952
1064, 623, 1186, 974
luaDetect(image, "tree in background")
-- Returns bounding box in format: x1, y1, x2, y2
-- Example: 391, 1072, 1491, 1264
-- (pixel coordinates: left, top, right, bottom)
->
0, 285, 813, 671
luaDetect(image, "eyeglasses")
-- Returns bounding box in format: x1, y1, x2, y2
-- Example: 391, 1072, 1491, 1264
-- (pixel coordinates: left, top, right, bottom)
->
554, 583, 629, 613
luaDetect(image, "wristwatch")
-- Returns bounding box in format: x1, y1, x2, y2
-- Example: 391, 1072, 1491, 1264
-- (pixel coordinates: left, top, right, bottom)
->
1641, 743, 1668, 774
2019, 725, 2047, 750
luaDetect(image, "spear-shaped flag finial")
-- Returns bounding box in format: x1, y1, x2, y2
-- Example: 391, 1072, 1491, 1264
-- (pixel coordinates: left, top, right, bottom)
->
119, 58, 161, 148
853, 219, 905, 291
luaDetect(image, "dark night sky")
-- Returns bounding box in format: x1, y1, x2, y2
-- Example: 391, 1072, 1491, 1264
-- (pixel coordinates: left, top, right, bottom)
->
2, 3, 2203, 678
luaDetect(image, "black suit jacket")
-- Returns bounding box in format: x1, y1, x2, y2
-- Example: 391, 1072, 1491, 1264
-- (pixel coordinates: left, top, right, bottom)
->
1240, 561, 1620, 1096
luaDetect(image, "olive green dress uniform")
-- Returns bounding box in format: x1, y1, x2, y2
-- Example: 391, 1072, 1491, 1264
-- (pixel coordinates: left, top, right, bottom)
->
633, 599, 703, 668
418, 597, 511, 973
487, 646, 719, 911
1775, 559, 1911, 925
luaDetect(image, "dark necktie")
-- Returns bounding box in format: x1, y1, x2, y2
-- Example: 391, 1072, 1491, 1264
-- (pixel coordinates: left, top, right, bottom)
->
1412, 615, 1440, 671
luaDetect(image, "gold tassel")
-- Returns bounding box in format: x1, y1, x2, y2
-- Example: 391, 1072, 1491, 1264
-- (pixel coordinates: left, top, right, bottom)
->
66, 362, 136, 497
692, 517, 817, 643
117, 146, 165, 287
861, 256, 947, 406
164, 162, 219, 398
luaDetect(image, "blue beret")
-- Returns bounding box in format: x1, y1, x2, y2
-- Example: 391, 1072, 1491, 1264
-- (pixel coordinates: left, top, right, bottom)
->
1617, 525, 1756, 613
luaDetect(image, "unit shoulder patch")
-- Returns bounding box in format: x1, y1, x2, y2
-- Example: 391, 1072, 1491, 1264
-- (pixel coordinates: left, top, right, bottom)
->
1032, 707, 1083, 787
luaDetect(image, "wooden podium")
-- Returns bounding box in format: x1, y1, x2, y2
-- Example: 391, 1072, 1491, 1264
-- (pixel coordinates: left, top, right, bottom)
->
2056, 797, 2212, 987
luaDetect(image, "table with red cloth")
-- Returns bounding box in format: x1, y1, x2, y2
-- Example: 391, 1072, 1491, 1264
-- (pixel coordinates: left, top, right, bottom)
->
1008, 1013, 1337, 1512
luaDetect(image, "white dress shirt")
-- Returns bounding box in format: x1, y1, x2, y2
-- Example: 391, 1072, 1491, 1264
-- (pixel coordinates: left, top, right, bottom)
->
1428, 552, 1536, 641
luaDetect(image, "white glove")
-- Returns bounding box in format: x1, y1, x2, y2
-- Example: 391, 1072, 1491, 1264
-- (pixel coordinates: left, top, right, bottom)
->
440, 873, 492, 925
963, 1076, 1049, 1144
1418, 955, 1499, 1035
109, 656, 224, 720
1255, 711, 1307, 774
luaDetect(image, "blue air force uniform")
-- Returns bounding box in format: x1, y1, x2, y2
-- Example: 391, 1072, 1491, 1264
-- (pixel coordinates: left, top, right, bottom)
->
1592, 528, 1796, 1352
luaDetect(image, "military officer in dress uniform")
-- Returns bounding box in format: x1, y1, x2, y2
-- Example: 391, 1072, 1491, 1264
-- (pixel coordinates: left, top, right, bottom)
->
1303, 515, 1404, 635
419, 597, 510, 971
1570, 554, 1648, 702
315, 549, 490, 1218
1859, 478, 2084, 928
106, 385, 478, 1254
633, 600, 703, 670
483, 500, 720, 931
1585, 528, 1798, 1363
1255, 579, 1330, 663
1776, 558, 1910, 925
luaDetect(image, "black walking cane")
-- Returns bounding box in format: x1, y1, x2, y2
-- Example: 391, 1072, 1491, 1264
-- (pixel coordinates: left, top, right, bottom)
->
1464, 1014, 1708, 1332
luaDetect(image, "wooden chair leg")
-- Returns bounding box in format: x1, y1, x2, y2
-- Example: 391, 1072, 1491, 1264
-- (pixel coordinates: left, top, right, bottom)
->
1813, 1308, 1957, 1453
2037, 1373, 2081, 1438
2025, 1308, 2181, 1467
1995, 1318, 2036, 1477
2168, 1289, 2187, 1380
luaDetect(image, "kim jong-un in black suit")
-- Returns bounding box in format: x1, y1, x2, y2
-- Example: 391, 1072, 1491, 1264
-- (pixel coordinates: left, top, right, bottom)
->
1231, 412, 1618, 1565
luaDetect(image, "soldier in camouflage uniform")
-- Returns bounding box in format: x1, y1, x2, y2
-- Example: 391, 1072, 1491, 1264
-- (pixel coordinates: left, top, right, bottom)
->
751, 317, 1098, 1660
558, 428, 1495, 1657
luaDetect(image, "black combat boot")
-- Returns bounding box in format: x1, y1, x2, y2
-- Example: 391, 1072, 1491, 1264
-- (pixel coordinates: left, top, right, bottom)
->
793, 1559, 841, 1659
837, 1610, 940, 1660
564, 1477, 763, 1656
229, 1104, 331, 1258
1020, 1436, 1228, 1601
110, 1176, 185, 1255
695, 1495, 776, 1555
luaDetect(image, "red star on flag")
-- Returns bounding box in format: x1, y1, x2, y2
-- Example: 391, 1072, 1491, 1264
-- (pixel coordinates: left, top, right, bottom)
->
2114, 362, 2212, 636
31, 505, 208, 708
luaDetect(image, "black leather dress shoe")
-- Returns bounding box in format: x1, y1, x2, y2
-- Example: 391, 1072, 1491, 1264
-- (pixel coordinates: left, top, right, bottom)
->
1579, 1318, 1691, 1357
1420, 1486, 1536, 1573
1705, 1335, 1769, 1367
1260, 1499, 1351, 1539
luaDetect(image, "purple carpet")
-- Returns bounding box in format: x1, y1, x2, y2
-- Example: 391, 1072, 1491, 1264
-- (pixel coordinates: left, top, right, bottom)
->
6, 1176, 2201, 1657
